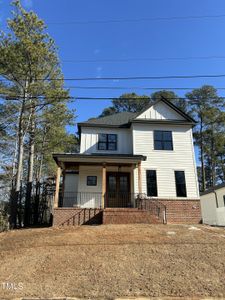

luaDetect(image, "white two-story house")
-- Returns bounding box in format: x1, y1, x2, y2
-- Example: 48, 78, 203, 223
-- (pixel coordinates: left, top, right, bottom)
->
53, 98, 201, 225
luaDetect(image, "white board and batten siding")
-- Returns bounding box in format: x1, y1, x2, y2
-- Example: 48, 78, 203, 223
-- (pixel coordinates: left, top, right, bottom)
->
137, 101, 185, 120
80, 127, 132, 154
132, 102, 199, 199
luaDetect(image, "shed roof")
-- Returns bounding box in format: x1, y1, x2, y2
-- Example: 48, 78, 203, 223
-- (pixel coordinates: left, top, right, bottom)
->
200, 182, 225, 196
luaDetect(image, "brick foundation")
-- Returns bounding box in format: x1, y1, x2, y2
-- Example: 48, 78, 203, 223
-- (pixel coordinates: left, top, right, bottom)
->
53, 208, 102, 226
159, 199, 201, 224
53, 199, 201, 226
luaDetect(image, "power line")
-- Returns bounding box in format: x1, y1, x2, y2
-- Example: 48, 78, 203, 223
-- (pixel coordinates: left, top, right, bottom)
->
47, 14, 225, 25
62, 55, 225, 64
64, 86, 225, 91
1, 95, 225, 101
61, 74, 225, 81
2, 73, 225, 81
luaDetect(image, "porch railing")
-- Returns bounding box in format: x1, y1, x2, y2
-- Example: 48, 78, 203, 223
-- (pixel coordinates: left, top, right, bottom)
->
59, 191, 102, 208
60, 192, 145, 208
59, 192, 167, 223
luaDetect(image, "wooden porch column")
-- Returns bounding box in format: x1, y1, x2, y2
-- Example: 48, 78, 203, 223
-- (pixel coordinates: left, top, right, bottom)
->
138, 162, 142, 194
101, 164, 106, 208
54, 167, 61, 208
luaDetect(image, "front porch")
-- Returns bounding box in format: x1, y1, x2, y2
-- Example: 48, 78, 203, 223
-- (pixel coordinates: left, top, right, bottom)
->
52, 153, 167, 225
53, 153, 146, 209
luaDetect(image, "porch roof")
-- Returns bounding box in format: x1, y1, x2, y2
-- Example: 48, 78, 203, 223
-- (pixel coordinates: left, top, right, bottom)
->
53, 153, 146, 167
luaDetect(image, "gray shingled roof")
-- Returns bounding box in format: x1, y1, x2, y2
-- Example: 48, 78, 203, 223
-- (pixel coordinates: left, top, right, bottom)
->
77, 98, 196, 129
78, 111, 137, 127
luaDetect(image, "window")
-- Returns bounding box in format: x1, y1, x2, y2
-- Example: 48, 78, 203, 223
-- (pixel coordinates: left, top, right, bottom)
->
223, 195, 225, 207
87, 176, 97, 186
175, 171, 187, 197
98, 133, 117, 151
146, 170, 158, 197
154, 130, 173, 150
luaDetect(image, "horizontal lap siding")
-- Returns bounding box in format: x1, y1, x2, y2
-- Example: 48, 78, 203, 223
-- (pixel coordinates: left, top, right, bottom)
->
133, 124, 199, 199
80, 127, 132, 154
78, 166, 132, 195
77, 166, 133, 208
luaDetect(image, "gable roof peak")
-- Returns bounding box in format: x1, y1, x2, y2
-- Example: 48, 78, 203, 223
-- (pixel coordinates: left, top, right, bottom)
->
135, 96, 196, 123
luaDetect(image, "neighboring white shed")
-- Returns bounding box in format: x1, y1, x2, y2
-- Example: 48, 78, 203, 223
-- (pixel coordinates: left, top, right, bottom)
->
200, 183, 225, 226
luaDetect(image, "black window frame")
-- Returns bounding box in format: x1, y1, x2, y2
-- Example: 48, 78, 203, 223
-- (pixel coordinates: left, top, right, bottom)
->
175, 171, 187, 197
98, 133, 117, 151
87, 176, 97, 186
154, 130, 173, 150
146, 170, 158, 197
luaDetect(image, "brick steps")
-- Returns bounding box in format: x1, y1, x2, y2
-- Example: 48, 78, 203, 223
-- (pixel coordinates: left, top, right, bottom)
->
53, 208, 164, 226
53, 200, 201, 226
103, 208, 163, 224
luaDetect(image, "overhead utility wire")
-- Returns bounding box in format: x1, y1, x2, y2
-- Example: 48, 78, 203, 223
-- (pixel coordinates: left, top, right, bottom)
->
2, 74, 225, 81
48, 14, 225, 25
64, 86, 225, 91
1, 95, 225, 101
62, 55, 225, 64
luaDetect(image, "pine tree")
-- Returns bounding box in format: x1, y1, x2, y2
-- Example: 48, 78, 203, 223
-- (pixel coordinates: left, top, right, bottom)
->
0, 0, 76, 227
186, 85, 224, 191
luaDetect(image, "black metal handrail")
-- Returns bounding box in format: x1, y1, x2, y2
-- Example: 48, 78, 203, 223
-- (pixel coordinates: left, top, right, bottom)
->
60, 208, 101, 226
135, 197, 167, 224
59, 191, 167, 224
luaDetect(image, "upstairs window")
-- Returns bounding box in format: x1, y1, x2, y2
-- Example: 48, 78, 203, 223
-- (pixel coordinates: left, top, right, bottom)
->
175, 171, 187, 197
98, 133, 117, 151
154, 130, 173, 150
146, 170, 158, 197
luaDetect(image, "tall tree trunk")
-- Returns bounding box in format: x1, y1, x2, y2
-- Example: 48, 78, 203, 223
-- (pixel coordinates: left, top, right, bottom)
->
24, 105, 35, 226
210, 125, 216, 186
33, 126, 47, 224
200, 117, 206, 191
219, 154, 225, 181
9, 98, 26, 228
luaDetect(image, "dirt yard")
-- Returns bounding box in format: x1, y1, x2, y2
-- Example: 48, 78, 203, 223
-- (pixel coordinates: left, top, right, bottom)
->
0, 224, 225, 299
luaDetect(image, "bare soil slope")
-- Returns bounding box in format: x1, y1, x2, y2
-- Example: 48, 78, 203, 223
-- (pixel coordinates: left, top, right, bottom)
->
0, 224, 225, 299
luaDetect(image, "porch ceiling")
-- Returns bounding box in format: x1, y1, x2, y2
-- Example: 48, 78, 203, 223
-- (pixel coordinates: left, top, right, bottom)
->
53, 153, 146, 168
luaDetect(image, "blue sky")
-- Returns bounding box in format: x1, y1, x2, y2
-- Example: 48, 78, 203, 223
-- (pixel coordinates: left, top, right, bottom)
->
1, 0, 225, 129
